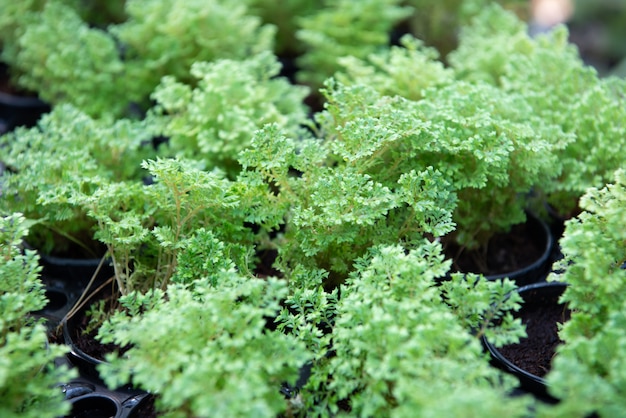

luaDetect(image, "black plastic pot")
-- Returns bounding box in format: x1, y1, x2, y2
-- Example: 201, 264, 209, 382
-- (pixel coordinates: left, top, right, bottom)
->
61, 377, 153, 418
0, 62, 51, 135
483, 281, 570, 402
39, 252, 114, 287
0, 90, 50, 134
30, 283, 73, 331
58, 286, 155, 417
444, 212, 555, 286
61, 283, 117, 380
484, 212, 554, 285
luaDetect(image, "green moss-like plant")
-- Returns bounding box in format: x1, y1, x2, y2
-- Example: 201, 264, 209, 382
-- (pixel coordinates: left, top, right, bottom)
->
0, 213, 76, 418
336, 35, 454, 101
1, 0, 277, 118
298, 243, 530, 417
111, 0, 276, 112
97, 272, 311, 418
8, 2, 137, 117
539, 169, 626, 417
0, 104, 153, 255
149, 52, 309, 178
403, 0, 530, 58
238, 122, 457, 281
449, 4, 626, 216
74, 157, 260, 295
314, 75, 569, 252
295, 0, 412, 89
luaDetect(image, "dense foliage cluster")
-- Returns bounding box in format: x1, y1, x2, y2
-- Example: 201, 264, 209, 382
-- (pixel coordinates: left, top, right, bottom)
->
0, 0, 624, 416
541, 169, 626, 417
0, 214, 75, 418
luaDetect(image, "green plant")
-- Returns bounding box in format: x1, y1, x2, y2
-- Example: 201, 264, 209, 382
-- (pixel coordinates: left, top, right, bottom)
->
6, 1, 138, 117
537, 169, 626, 417
0, 213, 76, 418
97, 271, 311, 418
296, 243, 531, 416
74, 157, 260, 295
0, 104, 153, 255
111, 0, 276, 112
238, 122, 457, 282
449, 3, 626, 216
336, 34, 455, 101
149, 52, 310, 178
295, 0, 412, 89
0, 0, 76, 65
1, 0, 277, 118
314, 74, 569, 254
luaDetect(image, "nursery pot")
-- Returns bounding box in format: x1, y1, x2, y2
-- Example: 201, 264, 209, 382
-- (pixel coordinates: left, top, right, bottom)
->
62, 378, 154, 418
30, 283, 72, 330
0, 90, 50, 134
61, 288, 156, 417
448, 212, 554, 285
39, 252, 114, 288
483, 281, 570, 402
485, 212, 553, 284
0, 64, 50, 134
61, 283, 120, 379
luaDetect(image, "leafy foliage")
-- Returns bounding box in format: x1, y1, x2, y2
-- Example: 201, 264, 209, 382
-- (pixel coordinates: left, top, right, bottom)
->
0, 105, 153, 255
150, 52, 309, 177
0, 213, 75, 418
441, 273, 526, 346
8, 2, 136, 117
295, 0, 412, 88
541, 169, 626, 417
1, 0, 276, 117
298, 243, 531, 417
2, 2, 624, 416
402, 0, 530, 58
449, 3, 626, 215
97, 274, 311, 418
76, 158, 258, 294
239, 123, 456, 279
111, 0, 275, 109
316, 76, 569, 250
336, 34, 454, 101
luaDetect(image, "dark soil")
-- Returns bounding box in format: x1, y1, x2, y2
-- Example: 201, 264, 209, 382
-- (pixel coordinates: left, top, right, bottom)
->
498, 289, 571, 378
62, 286, 127, 363
445, 216, 547, 277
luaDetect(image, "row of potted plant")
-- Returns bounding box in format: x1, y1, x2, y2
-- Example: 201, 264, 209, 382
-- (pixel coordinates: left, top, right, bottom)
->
1, 0, 625, 417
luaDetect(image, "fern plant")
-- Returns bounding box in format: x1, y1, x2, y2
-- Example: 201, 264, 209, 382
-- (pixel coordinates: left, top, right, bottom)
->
296, 243, 530, 417
96, 271, 311, 418
111, 0, 276, 113
1, 0, 277, 118
7, 1, 138, 118
149, 52, 309, 178
449, 3, 626, 216
238, 122, 457, 282
0, 104, 153, 256
73, 157, 261, 295
314, 74, 570, 253
538, 169, 626, 417
0, 213, 76, 418
295, 0, 412, 89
